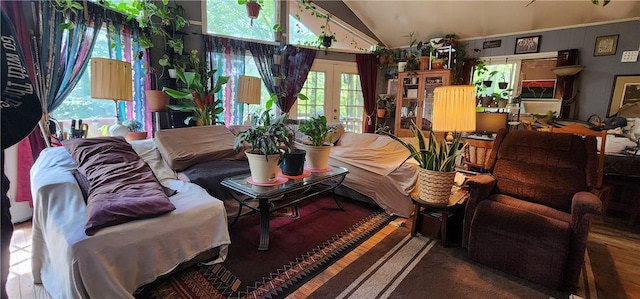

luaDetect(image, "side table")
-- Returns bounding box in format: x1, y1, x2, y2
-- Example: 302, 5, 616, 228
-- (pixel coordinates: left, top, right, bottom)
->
410, 189, 469, 246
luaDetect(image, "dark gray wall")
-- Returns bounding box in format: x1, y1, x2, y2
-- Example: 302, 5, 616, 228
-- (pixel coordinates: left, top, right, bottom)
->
460, 20, 640, 120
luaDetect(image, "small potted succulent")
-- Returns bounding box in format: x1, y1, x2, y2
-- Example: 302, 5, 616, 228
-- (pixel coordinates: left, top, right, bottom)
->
122, 119, 147, 141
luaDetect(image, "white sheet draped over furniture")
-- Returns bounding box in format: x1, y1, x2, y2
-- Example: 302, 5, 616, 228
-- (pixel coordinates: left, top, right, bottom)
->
30, 143, 231, 299
328, 132, 418, 218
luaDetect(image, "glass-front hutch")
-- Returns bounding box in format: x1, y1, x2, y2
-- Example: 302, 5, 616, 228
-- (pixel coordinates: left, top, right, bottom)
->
394, 70, 451, 137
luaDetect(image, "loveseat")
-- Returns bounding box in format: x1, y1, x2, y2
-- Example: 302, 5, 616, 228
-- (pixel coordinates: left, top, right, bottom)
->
30, 139, 231, 298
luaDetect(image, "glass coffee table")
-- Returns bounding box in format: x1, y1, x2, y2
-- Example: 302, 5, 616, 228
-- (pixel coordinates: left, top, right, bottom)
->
221, 166, 349, 251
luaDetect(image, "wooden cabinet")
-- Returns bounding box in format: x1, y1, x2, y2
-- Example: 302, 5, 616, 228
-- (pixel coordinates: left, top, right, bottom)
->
394, 70, 451, 137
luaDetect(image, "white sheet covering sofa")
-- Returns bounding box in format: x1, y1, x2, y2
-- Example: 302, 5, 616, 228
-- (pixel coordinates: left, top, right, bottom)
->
30, 140, 231, 299
328, 132, 418, 218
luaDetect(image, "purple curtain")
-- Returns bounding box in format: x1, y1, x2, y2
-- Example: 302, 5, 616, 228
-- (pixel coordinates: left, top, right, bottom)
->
247, 42, 279, 96
280, 46, 315, 113
356, 53, 378, 133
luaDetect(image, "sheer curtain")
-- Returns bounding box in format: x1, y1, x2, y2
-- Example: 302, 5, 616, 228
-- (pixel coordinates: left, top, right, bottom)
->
205, 36, 247, 125
356, 53, 377, 133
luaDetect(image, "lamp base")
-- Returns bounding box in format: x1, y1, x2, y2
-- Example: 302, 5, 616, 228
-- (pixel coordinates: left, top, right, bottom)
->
109, 121, 129, 137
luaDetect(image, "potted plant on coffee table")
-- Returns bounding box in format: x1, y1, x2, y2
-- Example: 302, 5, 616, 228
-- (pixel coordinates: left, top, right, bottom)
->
378, 120, 465, 206
298, 115, 336, 171
234, 99, 290, 183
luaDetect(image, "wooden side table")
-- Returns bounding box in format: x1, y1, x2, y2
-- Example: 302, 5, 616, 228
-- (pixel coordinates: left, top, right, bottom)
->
410, 189, 469, 246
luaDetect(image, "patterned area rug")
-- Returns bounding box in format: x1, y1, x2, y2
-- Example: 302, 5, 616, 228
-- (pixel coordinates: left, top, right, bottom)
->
140, 196, 393, 299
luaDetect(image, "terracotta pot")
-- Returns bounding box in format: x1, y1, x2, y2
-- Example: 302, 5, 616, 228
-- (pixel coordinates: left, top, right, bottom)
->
419, 56, 430, 70
377, 108, 387, 118
498, 99, 508, 108
481, 96, 493, 107
145, 90, 169, 112
125, 131, 147, 141
246, 2, 261, 19
431, 60, 445, 69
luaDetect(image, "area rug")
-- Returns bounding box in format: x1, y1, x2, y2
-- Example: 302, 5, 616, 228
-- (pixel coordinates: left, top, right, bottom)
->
305, 224, 618, 299
138, 195, 393, 299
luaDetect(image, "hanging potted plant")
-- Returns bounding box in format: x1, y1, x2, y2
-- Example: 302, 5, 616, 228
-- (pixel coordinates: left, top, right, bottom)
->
317, 15, 337, 54
378, 120, 465, 206
238, 0, 263, 25
372, 46, 395, 68
298, 115, 336, 171
233, 100, 289, 183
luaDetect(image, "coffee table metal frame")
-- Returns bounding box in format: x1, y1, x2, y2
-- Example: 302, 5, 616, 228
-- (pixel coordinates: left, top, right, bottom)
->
221, 166, 349, 251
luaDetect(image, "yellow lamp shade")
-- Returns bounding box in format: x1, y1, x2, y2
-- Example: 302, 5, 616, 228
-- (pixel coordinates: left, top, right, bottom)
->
90, 58, 133, 101
432, 85, 476, 133
237, 75, 262, 104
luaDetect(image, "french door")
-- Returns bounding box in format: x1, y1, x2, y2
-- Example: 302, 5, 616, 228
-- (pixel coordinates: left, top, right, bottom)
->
291, 59, 365, 133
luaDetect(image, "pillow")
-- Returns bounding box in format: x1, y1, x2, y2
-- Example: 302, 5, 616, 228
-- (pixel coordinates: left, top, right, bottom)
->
128, 139, 178, 184
72, 169, 177, 203
64, 137, 176, 236
155, 126, 246, 170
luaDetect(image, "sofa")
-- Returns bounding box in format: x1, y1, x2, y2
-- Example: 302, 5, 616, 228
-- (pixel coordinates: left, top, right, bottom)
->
153, 125, 418, 219
30, 139, 231, 299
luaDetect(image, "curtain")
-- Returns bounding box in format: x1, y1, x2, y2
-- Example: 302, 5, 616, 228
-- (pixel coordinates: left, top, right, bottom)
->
247, 42, 278, 96
280, 46, 315, 113
356, 53, 377, 133
106, 16, 148, 134
205, 36, 247, 125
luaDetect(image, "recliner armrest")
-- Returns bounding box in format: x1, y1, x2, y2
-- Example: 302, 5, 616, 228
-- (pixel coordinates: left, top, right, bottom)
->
571, 191, 602, 229
462, 174, 496, 248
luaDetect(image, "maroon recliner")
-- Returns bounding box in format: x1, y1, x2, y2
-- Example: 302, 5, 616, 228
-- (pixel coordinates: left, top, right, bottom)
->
462, 129, 602, 291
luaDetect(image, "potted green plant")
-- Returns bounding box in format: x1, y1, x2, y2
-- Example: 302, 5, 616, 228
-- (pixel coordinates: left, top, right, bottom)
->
298, 115, 336, 170
238, 0, 263, 24
372, 46, 394, 67
233, 99, 289, 183
378, 120, 465, 206
377, 96, 388, 118
404, 32, 421, 71
122, 119, 147, 141
163, 67, 229, 126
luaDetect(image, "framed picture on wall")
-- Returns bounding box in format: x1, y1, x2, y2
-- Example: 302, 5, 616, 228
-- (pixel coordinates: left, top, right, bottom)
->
514, 35, 541, 54
608, 74, 640, 117
594, 35, 618, 56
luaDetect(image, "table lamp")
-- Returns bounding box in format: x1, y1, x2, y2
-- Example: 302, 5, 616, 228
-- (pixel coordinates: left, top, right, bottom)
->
432, 85, 477, 142
90, 58, 133, 137
237, 75, 262, 123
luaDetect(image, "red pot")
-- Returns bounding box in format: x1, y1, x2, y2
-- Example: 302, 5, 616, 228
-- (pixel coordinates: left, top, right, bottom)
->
246, 2, 261, 19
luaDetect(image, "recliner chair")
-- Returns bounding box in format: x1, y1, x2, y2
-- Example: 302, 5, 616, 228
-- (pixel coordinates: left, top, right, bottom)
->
462, 129, 601, 291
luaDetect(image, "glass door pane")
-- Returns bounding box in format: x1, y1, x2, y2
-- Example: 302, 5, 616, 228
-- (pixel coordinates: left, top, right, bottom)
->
298, 71, 326, 119
399, 76, 419, 131
338, 72, 363, 133
421, 76, 445, 131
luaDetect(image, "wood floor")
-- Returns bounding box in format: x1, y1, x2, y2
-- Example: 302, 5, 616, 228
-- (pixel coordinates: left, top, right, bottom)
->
6, 214, 640, 299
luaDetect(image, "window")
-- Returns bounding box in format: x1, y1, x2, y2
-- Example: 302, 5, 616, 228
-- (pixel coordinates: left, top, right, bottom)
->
288, 0, 375, 52
204, 0, 277, 43
50, 28, 119, 138
298, 71, 326, 118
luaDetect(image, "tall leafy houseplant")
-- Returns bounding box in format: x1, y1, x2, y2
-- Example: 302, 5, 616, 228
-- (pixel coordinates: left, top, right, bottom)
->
378, 120, 465, 206
163, 67, 229, 126
298, 115, 336, 170
234, 99, 290, 183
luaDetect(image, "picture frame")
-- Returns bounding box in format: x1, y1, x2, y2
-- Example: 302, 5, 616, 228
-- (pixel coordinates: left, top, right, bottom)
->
594, 35, 618, 56
514, 35, 541, 54
608, 74, 640, 117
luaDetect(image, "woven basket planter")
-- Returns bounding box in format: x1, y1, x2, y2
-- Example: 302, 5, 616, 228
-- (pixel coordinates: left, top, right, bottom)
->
417, 168, 456, 206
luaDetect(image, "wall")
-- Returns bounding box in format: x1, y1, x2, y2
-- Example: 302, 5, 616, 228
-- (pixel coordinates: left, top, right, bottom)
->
460, 19, 640, 120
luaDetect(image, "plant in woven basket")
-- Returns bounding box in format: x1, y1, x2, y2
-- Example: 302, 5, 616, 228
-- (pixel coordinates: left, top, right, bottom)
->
378, 120, 466, 206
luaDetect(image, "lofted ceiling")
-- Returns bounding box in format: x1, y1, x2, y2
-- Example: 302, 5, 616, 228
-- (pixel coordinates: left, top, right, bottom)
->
337, 0, 640, 48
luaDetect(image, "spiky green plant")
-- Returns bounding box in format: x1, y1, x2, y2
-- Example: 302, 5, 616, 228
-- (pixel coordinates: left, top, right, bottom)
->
378, 120, 465, 172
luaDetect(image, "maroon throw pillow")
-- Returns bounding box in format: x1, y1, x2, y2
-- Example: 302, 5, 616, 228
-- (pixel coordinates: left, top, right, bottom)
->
64, 137, 176, 236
